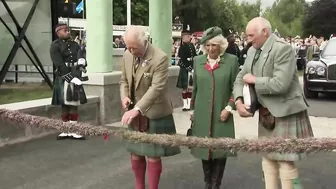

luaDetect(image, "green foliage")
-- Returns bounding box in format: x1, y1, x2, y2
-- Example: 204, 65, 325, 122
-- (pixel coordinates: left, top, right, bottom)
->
110, 0, 328, 38
262, 0, 307, 37
303, 0, 336, 38
113, 0, 149, 25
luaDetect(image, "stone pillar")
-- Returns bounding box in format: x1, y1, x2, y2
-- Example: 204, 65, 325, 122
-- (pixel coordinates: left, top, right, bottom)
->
148, 0, 172, 57
86, 0, 113, 72
83, 0, 122, 126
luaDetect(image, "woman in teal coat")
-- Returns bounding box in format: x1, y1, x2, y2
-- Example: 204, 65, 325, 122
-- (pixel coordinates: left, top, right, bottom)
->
190, 26, 240, 189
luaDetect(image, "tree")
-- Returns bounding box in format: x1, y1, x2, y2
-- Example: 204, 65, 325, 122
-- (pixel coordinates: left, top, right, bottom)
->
303, 0, 336, 38
113, 0, 148, 25
240, 0, 261, 21
262, 0, 307, 37
173, 0, 219, 31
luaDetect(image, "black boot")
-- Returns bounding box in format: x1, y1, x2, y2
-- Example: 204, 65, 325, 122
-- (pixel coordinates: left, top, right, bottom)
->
211, 158, 227, 189
202, 160, 213, 189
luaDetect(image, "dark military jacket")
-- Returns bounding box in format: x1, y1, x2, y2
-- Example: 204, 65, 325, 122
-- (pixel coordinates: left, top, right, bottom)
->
50, 39, 82, 82
178, 42, 197, 69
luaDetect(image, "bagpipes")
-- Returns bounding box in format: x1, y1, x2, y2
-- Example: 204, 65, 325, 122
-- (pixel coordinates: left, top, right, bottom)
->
67, 56, 89, 104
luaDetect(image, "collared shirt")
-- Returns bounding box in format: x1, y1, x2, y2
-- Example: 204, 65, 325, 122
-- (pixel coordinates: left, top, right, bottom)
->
136, 42, 149, 61
207, 55, 220, 68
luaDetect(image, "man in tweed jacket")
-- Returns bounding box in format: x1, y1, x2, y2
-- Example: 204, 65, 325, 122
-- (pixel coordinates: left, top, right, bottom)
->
233, 17, 314, 189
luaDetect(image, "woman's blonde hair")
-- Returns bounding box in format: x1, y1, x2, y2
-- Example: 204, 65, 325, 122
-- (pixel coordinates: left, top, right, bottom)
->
200, 34, 228, 56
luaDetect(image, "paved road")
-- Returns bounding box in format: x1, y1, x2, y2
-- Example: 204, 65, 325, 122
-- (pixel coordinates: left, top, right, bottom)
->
1, 133, 335, 189
298, 76, 336, 118
307, 93, 336, 118
308, 94, 336, 118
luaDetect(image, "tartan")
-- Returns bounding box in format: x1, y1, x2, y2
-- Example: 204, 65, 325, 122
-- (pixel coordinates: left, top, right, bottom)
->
176, 68, 188, 89
258, 110, 314, 161
126, 114, 181, 157
51, 77, 65, 105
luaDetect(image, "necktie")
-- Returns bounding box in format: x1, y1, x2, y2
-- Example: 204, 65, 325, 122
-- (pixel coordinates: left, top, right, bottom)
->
253, 49, 262, 65
134, 57, 140, 72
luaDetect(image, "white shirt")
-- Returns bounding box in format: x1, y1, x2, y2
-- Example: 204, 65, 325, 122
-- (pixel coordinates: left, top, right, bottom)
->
207, 55, 220, 68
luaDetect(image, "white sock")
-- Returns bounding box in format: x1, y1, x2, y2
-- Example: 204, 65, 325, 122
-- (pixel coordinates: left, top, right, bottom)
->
187, 98, 191, 109
183, 99, 188, 109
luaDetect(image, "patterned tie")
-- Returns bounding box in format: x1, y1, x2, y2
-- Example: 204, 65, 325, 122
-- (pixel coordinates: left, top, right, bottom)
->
253, 49, 262, 65
134, 57, 140, 72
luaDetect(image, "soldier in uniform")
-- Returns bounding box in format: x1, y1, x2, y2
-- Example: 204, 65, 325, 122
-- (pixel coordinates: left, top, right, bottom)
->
50, 23, 88, 140
176, 25, 197, 111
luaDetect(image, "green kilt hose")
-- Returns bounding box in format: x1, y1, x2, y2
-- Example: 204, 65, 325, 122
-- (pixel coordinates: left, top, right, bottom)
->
176, 68, 189, 89
258, 110, 314, 161
126, 114, 181, 157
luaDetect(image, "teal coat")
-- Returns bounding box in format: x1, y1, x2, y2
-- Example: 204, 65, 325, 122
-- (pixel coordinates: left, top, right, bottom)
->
190, 53, 240, 160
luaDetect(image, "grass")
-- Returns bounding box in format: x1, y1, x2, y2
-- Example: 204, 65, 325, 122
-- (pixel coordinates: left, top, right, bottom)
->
0, 83, 52, 105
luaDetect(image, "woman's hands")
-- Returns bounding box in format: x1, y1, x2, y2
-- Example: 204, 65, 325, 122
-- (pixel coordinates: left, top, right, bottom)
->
220, 109, 231, 122
190, 111, 194, 122
190, 109, 231, 123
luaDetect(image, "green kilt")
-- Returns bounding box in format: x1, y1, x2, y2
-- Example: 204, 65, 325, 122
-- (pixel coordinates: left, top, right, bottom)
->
176, 67, 189, 89
258, 110, 314, 161
51, 77, 65, 105
126, 114, 181, 157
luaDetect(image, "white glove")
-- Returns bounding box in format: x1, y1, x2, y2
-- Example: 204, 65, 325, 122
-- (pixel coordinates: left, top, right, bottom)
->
71, 77, 82, 85
78, 58, 86, 66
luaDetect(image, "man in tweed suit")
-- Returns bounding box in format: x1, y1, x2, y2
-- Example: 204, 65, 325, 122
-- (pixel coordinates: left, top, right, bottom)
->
233, 17, 314, 189
120, 26, 181, 189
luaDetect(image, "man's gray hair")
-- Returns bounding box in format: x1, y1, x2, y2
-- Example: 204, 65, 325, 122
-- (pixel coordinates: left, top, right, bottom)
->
258, 17, 272, 35
124, 26, 148, 44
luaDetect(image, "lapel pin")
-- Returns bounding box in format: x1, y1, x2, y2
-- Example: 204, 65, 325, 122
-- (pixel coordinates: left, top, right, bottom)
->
142, 60, 149, 67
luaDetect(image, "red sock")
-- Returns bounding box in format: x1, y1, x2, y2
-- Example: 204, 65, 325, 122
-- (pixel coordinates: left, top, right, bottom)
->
61, 113, 69, 122
187, 92, 192, 98
69, 113, 78, 121
131, 158, 146, 189
182, 92, 187, 99
147, 160, 162, 189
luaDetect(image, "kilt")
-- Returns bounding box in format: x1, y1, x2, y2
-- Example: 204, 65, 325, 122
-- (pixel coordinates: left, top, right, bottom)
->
258, 110, 314, 161
51, 77, 65, 105
126, 114, 181, 157
176, 67, 188, 89
51, 77, 80, 106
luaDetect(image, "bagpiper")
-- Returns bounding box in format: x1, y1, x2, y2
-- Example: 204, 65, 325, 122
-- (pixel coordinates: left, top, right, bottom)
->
176, 25, 197, 111
50, 23, 88, 140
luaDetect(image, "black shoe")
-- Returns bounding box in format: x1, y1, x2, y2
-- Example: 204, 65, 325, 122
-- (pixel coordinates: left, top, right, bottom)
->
202, 160, 213, 189
211, 158, 227, 189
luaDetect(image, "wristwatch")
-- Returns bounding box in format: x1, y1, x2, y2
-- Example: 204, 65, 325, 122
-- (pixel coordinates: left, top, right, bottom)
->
225, 105, 233, 113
